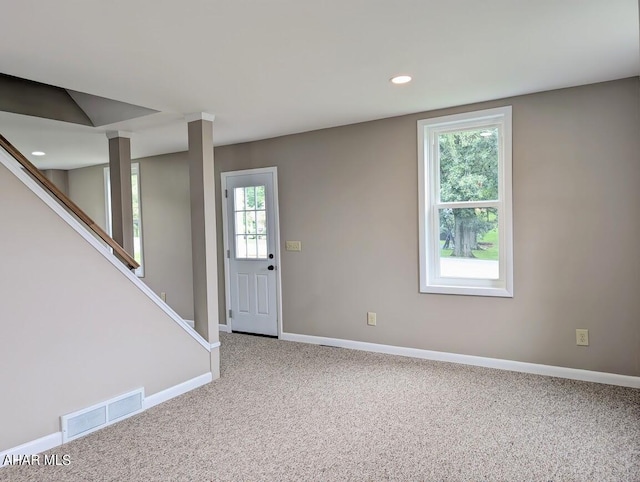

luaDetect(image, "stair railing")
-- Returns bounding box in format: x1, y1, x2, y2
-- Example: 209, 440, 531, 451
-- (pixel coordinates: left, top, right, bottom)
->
0, 133, 139, 270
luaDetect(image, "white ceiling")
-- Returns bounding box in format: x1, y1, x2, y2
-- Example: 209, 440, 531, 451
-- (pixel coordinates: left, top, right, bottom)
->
0, 0, 638, 170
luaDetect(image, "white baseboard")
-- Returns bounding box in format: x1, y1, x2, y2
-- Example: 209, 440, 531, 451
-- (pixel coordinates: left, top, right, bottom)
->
280, 332, 640, 389
186, 320, 229, 334
183, 321, 229, 336
0, 372, 213, 467
1, 433, 62, 467
145, 372, 212, 409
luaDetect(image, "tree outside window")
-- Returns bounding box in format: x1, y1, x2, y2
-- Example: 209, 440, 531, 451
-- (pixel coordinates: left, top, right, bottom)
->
418, 107, 513, 297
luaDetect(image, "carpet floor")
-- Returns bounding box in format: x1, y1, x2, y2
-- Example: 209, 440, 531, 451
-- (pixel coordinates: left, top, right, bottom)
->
2, 332, 639, 481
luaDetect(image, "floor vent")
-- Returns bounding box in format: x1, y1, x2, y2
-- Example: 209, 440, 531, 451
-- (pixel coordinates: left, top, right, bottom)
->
61, 388, 144, 443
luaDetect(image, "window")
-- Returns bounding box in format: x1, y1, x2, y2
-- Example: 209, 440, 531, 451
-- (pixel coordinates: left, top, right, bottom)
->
418, 106, 513, 297
233, 185, 267, 259
104, 163, 144, 277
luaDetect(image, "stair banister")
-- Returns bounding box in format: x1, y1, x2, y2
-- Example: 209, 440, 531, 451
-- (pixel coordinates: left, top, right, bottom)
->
0, 133, 139, 270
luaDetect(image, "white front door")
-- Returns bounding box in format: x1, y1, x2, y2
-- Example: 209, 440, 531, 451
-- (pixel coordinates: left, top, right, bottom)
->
223, 169, 279, 336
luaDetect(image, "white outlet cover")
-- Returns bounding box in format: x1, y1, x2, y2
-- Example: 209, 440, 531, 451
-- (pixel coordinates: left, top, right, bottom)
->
367, 312, 376, 326
576, 329, 589, 346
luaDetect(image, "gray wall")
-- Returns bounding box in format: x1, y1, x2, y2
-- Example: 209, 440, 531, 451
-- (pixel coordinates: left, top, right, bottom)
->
68, 153, 195, 320
68, 78, 640, 376
138, 153, 194, 319
42, 169, 69, 196
0, 160, 210, 452
68, 164, 108, 231
214, 78, 640, 376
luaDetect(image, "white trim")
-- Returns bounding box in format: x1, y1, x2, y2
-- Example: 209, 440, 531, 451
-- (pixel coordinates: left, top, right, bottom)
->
0, 433, 62, 467
210, 341, 221, 349
144, 372, 212, 409
184, 112, 216, 123
184, 321, 225, 340
0, 146, 210, 352
0, 373, 213, 467
221, 172, 232, 330
219, 323, 231, 333
280, 332, 640, 389
220, 167, 283, 338
131, 162, 145, 278
417, 106, 513, 297
103, 166, 112, 236
105, 130, 133, 139
272, 169, 284, 338
419, 284, 512, 298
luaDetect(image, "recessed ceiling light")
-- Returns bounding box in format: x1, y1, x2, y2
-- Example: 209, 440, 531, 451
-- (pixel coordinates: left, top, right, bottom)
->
32, 151, 46, 156
390, 75, 412, 85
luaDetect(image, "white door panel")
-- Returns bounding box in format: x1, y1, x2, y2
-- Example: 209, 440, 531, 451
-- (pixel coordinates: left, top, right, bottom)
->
256, 275, 269, 314
237, 273, 250, 313
224, 170, 279, 336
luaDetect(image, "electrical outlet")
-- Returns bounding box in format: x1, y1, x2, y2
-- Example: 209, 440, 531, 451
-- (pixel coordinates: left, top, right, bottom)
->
285, 241, 302, 251
160, 292, 167, 302
576, 329, 589, 346
367, 312, 376, 326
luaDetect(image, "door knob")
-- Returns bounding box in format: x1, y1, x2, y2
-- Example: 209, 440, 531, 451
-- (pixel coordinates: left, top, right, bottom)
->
268, 265, 275, 271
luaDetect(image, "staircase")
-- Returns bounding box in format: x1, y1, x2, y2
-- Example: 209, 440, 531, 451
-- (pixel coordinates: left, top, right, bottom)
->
0, 135, 216, 462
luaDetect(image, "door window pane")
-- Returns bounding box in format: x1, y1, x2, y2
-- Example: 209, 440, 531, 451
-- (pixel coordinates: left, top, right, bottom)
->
257, 235, 267, 258
236, 235, 247, 259
256, 186, 265, 209
235, 212, 246, 234
246, 211, 256, 234
235, 188, 245, 210
246, 235, 258, 258
256, 211, 267, 234
234, 185, 267, 259
245, 186, 256, 209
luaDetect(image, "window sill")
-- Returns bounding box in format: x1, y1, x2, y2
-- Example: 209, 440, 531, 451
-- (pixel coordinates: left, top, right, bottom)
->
420, 284, 513, 298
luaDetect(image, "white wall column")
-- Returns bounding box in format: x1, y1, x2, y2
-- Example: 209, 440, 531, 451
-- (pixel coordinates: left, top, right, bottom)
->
186, 113, 219, 377
106, 131, 134, 257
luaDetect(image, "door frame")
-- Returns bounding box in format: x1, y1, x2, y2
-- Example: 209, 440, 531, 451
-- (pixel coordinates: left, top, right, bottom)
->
221, 167, 283, 338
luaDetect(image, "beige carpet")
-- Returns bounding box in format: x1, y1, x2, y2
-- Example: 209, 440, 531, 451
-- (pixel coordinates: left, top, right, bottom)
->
2, 332, 639, 481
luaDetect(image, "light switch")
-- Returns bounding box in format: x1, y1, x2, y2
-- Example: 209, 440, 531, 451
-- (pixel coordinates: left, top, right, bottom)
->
286, 241, 302, 251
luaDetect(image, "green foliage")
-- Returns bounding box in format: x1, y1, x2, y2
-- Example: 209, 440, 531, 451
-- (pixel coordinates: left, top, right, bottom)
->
438, 128, 499, 257
236, 186, 267, 236
244, 185, 265, 210
439, 128, 498, 203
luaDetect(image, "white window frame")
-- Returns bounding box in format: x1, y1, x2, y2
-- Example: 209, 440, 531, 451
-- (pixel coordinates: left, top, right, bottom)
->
418, 106, 513, 297
104, 163, 144, 278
